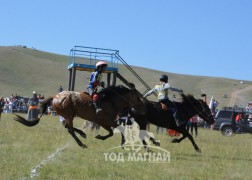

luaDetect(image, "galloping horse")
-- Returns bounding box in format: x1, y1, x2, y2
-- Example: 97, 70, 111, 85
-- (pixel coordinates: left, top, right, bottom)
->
131, 94, 215, 153
13, 84, 145, 148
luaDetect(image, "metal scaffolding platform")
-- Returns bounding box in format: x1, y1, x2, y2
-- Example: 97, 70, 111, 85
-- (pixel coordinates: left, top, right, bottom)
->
68, 46, 119, 91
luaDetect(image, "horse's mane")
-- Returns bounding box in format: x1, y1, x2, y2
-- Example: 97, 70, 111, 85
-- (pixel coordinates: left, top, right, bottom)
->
98, 85, 130, 101
180, 94, 206, 106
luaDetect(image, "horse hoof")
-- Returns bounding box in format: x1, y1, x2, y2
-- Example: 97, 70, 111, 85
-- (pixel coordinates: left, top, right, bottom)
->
95, 135, 102, 139
81, 144, 88, 148
95, 135, 105, 140
196, 148, 202, 153
81, 134, 87, 139
171, 139, 179, 143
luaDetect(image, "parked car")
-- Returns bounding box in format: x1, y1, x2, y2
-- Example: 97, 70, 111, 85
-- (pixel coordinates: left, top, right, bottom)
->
212, 107, 252, 136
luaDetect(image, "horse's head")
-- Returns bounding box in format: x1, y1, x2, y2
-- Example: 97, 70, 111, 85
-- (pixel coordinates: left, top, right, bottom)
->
128, 84, 146, 115
197, 99, 215, 125
181, 94, 215, 125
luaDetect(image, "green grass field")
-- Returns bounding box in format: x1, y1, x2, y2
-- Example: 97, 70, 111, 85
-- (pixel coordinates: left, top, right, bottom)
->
0, 113, 251, 179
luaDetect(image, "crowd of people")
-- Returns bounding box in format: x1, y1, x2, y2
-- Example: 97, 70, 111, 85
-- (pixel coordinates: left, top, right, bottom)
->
0, 93, 45, 114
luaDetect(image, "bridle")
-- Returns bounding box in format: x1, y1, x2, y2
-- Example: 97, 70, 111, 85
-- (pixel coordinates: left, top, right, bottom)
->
187, 97, 212, 121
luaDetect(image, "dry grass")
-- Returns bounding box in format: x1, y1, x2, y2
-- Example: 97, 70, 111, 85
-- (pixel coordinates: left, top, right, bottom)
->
0, 113, 252, 179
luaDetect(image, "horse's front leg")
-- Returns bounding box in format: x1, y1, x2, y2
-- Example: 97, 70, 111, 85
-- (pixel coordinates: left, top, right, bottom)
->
73, 127, 87, 139
171, 125, 187, 143
67, 128, 87, 148
66, 118, 87, 148
171, 135, 186, 143
65, 124, 87, 139
173, 127, 201, 153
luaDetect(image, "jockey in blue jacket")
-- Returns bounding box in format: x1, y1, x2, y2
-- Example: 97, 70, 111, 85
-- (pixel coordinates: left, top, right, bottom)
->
87, 61, 108, 113
144, 74, 184, 126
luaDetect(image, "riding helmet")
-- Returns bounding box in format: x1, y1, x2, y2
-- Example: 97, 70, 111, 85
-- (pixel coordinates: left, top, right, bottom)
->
96, 61, 108, 68
160, 74, 168, 83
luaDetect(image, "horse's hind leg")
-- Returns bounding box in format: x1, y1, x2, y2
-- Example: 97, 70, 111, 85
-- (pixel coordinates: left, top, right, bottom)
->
73, 127, 87, 139
139, 123, 160, 146
95, 125, 113, 140
95, 129, 113, 140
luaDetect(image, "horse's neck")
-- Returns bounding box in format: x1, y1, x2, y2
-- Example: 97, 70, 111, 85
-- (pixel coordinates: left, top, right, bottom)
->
178, 102, 198, 120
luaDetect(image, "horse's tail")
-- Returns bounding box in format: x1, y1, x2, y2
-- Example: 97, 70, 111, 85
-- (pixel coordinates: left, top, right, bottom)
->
13, 97, 54, 127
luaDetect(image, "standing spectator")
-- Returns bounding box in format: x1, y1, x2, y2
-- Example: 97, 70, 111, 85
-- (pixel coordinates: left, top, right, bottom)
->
0, 98, 5, 120
58, 86, 65, 124
186, 120, 191, 132
190, 115, 198, 137
156, 126, 167, 135
4, 100, 9, 113
40, 94, 45, 99
8, 100, 13, 113
27, 91, 39, 121
0, 97, 4, 110
58, 86, 64, 93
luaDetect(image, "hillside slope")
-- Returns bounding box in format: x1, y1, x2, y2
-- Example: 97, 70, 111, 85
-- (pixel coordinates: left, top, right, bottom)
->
0, 46, 251, 107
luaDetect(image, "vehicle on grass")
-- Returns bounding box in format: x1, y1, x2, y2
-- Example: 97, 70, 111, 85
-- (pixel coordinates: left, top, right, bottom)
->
212, 106, 252, 136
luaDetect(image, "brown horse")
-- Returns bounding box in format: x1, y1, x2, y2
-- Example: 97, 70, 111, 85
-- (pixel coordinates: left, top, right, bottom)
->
13, 84, 145, 148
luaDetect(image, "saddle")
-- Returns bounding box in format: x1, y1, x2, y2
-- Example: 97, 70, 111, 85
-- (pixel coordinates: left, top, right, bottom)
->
84, 92, 99, 101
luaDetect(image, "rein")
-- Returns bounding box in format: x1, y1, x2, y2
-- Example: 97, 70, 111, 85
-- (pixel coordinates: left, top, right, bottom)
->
184, 95, 211, 120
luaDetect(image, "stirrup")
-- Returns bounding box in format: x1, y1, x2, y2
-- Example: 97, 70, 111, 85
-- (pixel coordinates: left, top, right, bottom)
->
175, 119, 183, 127
96, 108, 102, 113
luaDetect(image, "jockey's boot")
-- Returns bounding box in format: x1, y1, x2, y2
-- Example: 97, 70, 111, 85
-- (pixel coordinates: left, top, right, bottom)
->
175, 118, 183, 127
173, 110, 184, 127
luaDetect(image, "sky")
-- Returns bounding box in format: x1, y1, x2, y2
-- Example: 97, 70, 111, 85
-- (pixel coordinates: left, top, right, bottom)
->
1, 0, 252, 81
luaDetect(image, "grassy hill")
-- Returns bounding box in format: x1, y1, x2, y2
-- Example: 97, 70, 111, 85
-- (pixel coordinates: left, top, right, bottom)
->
1, 46, 252, 108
